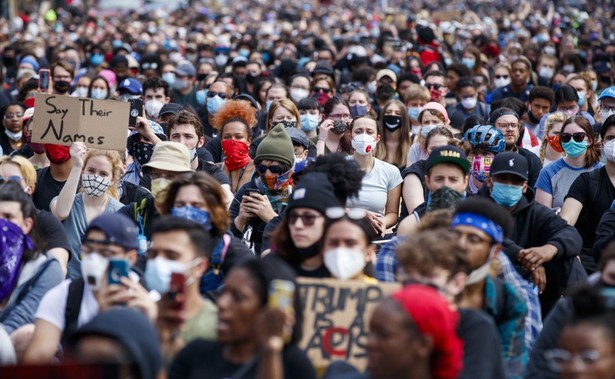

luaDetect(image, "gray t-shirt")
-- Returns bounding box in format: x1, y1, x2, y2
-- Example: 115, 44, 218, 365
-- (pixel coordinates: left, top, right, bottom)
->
346, 158, 403, 216
535, 158, 602, 209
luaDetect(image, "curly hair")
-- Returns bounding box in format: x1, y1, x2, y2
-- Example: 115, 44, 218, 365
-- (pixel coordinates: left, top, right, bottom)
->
213, 99, 258, 133
81, 149, 124, 200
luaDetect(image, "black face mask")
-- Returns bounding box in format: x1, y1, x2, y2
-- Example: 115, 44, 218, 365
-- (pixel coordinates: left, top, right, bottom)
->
246, 73, 258, 84
331, 120, 348, 135
53, 81, 71, 94
376, 84, 395, 102
528, 110, 541, 125
133, 142, 154, 166
383, 115, 402, 131
2, 56, 14, 67
196, 73, 207, 82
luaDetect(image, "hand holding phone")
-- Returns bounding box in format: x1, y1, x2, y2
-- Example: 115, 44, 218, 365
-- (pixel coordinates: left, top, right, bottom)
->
167, 272, 186, 310
38, 69, 50, 92
128, 98, 143, 127
108, 259, 130, 285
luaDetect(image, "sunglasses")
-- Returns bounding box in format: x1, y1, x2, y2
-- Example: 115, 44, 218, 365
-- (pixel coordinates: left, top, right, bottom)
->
494, 75, 509, 79
206, 91, 228, 99
313, 87, 331, 94
288, 212, 323, 226
141, 62, 159, 70
255, 164, 289, 175
425, 83, 442, 90
560, 132, 588, 143
325, 207, 368, 220
0, 175, 21, 184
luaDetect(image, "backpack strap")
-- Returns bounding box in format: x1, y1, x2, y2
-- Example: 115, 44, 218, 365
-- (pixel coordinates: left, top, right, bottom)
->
61, 278, 85, 347
589, 167, 603, 206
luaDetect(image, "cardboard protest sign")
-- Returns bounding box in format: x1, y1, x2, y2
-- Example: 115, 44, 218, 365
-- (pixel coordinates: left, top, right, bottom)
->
32, 93, 130, 151
298, 278, 400, 372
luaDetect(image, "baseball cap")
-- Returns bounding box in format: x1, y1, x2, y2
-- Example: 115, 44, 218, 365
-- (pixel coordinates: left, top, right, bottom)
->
85, 213, 139, 250
175, 61, 196, 77
426, 145, 470, 173
159, 103, 183, 117
117, 78, 142, 95
489, 151, 529, 181
488, 107, 519, 125
376, 69, 397, 83
598, 86, 615, 101
22, 108, 34, 121
284, 127, 311, 150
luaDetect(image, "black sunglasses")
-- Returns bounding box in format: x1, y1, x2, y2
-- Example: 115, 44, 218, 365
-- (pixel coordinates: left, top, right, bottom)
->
287, 212, 323, 226
425, 83, 442, 90
255, 164, 288, 175
560, 132, 588, 143
313, 87, 331, 94
494, 75, 509, 79
207, 91, 228, 99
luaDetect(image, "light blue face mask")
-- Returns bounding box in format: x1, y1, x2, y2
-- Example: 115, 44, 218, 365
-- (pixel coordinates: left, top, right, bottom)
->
207, 95, 226, 115
300, 114, 319, 132
561, 140, 588, 158
196, 89, 207, 106
462, 57, 476, 70
266, 100, 273, 113
577, 91, 586, 107
491, 182, 523, 207
420, 125, 438, 138
162, 72, 175, 86
407, 107, 420, 121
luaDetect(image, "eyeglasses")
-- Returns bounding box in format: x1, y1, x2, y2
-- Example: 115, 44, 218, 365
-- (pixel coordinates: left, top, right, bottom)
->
329, 113, 351, 120
313, 87, 331, 94
0, 175, 21, 184
4, 113, 23, 119
601, 105, 615, 113
495, 123, 519, 130
288, 212, 323, 226
325, 207, 368, 220
494, 75, 509, 79
207, 91, 228, 99
425, 83, 442, 90
255, 164, 288, 175
544, 348, 601, 372
560, 132, 588, 143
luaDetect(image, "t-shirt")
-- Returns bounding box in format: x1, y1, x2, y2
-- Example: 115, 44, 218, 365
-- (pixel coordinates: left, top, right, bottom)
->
32, 167, 66, 211
180, 299, 218, 342
169, 340, 316, 379
457, 308, 506, 379
406, 143, 428, 167
535, 158, 602, 209
35, 279, 100, 331
346, 158, 403, 216
36, 209, 70, 253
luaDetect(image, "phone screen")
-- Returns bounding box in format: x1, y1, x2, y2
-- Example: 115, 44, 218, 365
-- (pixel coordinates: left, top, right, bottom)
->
38, 69, 50, 92
128, 98, 143, 127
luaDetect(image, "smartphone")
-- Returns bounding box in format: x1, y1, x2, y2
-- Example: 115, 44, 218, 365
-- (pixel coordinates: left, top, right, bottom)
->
268, 279, 295, 313
107, 259, 130, 285
38, 69, 50, 92
128, 98, 143, 127
245, 188, 264, 197
168, 272, 186, 310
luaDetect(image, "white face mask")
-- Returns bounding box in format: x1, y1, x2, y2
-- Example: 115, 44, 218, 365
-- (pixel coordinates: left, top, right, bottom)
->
604, 139, 615, 162
144, 256, 198, 294
82, 174, 112, 197
144, 99, 164, 118
4, 129, 22, 141
460, 97, 477, 110
289, 88, 309, 103
466, 246, 495, 285
351, 133, 377, 155
189, 147, 197, 161
494, 78, 510, 88
91, 88, 108, 100
81, 253, 109, 290
538, 66, 554, 80
74, 86, 88, 98
324, 247, 366, 280
601, 109, 615, 123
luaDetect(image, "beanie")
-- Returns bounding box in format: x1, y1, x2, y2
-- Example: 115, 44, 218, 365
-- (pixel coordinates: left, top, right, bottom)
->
287, 172, 340, 214
255, 124, 295, 167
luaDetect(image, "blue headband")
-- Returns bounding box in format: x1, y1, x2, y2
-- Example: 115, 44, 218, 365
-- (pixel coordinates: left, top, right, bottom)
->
451, 212, 504, 244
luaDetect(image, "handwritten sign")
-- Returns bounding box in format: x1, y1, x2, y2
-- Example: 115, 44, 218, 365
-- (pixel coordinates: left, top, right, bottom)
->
297, 278, 400, 372
32, 93, 130, 151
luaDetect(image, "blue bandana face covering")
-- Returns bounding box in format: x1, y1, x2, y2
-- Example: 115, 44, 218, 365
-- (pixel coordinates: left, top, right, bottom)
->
0, 219, 33, 302
170, 206, 212, 231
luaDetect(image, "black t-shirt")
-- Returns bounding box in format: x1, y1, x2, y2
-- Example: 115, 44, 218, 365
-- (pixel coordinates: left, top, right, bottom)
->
399, 159, 428, 221
32, 167, 66, 211
36, 209, 70, 254
169, 340, 316, 379
457, 308, 506, 379
0, 133, 17, 156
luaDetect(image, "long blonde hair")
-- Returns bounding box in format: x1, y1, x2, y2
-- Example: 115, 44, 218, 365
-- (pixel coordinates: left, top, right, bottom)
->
539, 112, 567, 164
81, 149, 124, 200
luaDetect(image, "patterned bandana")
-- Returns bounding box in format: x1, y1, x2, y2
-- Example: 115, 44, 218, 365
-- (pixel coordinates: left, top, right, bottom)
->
426, 186, 464, 213
82, 175, 112, 197
256, 177, 291, 214
170, 206, 212, 231
0, 219, 33, 302
133, 142, 154, 166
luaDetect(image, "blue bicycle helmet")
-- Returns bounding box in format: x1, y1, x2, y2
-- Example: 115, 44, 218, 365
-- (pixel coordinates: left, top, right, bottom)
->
463, 125, 506, 153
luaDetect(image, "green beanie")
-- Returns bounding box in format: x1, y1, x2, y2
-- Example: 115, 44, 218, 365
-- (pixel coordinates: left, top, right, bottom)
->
255, 124, 295, 167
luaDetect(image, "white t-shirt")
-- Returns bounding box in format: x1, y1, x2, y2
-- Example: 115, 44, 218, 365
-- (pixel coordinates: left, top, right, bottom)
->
35, 279, 99, 330
346, 158, 403, 216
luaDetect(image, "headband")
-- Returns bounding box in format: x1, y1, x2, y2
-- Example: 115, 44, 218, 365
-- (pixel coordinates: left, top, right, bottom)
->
451, 212, 504, 244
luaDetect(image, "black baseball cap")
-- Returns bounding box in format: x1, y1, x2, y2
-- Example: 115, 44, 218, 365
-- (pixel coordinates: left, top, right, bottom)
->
489, 151, 529, 181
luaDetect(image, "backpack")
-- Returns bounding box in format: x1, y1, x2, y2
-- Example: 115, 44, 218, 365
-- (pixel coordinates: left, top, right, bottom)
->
60, 278, 85, 347
200, 234, 231, 295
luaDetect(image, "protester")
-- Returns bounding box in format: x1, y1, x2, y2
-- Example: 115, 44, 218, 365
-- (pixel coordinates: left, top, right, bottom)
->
0, 102, 26, 155
375, 99, 412, 170
538, 112, 566, 166
316, 96, 353, 156
407, 102, 453, 165
464, 124, 507, 194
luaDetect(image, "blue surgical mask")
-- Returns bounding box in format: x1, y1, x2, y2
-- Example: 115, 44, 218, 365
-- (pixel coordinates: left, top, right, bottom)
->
172, 79, 189, 91
407, 107, 420, 120
266, 100, 273, 112
91, 88, 107, 100
90, 53, 104, 67
300, 114, 319, 132
162, 72, 176, 86
491, 182, 523, 207
561, 140, 588, 158
462, 57, 476, 69
171, 206, 212, 230
577, 91, 586, 107
350, 104, 368, 118
420, 124, 440, 138
196, 89, 207, 106
207, 95, 226, 115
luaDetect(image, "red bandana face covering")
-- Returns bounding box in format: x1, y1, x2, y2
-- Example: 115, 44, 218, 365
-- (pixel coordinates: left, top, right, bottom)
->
222, 139, 251, 171
44, 144, 71, 164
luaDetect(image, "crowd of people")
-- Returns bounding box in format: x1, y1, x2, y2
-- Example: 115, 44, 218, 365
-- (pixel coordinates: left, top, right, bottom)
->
1, 0, 615, 378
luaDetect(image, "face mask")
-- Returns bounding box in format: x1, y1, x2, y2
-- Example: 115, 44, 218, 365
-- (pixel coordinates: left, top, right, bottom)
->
376, 85, 394, 102
538, 67, 554, 80
466, 247, 496, 285
26, 134, 45, 154
576, 91, 586, 107
383, 115, 402, 131
290, 88, 309, 103
278, 120, 297, 129
460, 97, 477, 110
54, 80, 71, 94
171, 206, 212, 230
604, 139, 615, 162
196, 89, 207, 106
82, 174, 112, 197
331, 120, 348, 135
81, 253, 109, 290
144, 100, 164, 118
90, 53, 104, 67
151, 177, 171, 199
222, 139, 251, 171
239, 49, 250, 58
471, 155, 492, 181
172, 79, 189, 91
601, 110, 615, 123
544, 46, 556, 56
411, 125, 420, 135
75, 86, 88, 97
547, 135, 563, 153
407, 107, 420, 120
144, 256, 188, 294
45, 144, 71, 164
261, 167, 293, 192
189, 148, 197, 161
562, 64, 574, 74
426, 186, 463, 212
162, 72, 176, 86
132, 142, 154, 165
429, 88, 442, 102
214, 54, 228, 67
559, 107, 578, 118
265, 100, 273, 113
592, 81, 598, 92
90, 88, 107, 100
367, 81, 377, 94
491, 182, 523, 207
300, 114, 319, 132
527, 110, 541, 125
207, 95, 225, 115
494, 78, 510, 88
315, 92, 330, 107
5, 129, 22, 141
350, 105, 369, 118
420, 125, 439, 139
0, 219, 31, 301
324, 247, 366, 280
561, 139, 588, 158
462, 57, 476, 69
352, 133, 377, 155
